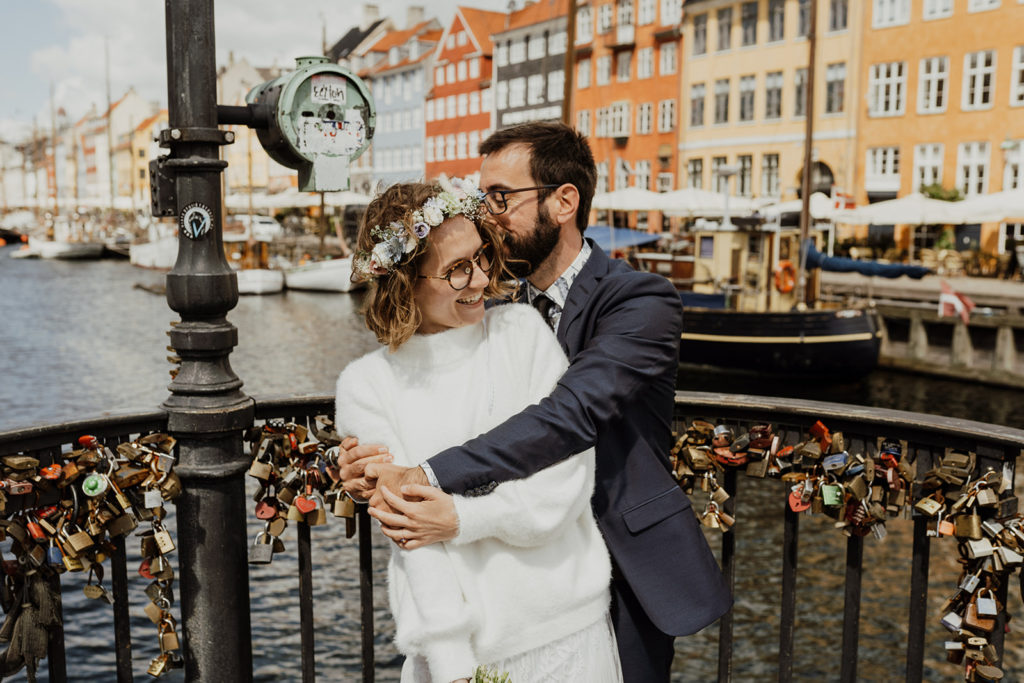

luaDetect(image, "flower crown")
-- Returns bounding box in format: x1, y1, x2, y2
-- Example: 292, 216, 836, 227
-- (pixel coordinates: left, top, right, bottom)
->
353, 177, 485, 281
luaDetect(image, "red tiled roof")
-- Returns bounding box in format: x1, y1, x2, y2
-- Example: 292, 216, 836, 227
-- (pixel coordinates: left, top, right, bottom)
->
458, 6, 508, 52
135, 109, 167, 133
506, 0, 569, 31
365, 19, 436, 53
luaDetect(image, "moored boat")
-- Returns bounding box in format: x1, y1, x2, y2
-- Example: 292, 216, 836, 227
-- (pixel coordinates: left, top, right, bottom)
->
28, 236, 105, 260
282, 256, 363, 293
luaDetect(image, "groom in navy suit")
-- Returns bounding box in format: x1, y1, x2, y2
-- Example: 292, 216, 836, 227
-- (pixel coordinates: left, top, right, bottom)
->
342, 122, 731, 681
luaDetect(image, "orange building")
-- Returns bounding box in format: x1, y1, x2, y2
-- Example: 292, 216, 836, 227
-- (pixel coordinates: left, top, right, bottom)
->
425, 7, 507, 180
854, 0, 1024, 255
572, 0, 685, 229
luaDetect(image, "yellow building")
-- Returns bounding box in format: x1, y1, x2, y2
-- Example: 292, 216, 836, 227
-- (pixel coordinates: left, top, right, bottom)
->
679, 0, 862, 203
855, 0, 1024, 256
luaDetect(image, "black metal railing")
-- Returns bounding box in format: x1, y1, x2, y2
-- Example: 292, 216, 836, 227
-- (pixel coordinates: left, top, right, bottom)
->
1, 391, 1023, 681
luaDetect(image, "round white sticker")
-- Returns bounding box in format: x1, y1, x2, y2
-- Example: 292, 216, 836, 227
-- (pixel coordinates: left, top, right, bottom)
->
179, 203, 213, 240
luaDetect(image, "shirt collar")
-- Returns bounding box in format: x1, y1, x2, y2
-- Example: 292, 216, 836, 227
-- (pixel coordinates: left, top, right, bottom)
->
526, 240, 592, 310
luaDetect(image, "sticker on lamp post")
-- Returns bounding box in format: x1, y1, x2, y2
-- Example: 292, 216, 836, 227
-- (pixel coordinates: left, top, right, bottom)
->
179, 203, 213, 239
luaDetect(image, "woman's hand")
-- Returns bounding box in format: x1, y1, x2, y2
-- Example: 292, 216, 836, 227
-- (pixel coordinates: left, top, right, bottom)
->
334, 436, 393, 500
368, 484, 459, 550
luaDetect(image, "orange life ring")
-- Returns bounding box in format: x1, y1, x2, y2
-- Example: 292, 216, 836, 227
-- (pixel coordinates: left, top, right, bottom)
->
774, 260, 797, 293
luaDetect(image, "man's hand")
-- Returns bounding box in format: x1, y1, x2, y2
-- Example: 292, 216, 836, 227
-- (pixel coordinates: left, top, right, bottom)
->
365, 463, 429, 509
336, 436, 393, 500
368, 484, 459, 550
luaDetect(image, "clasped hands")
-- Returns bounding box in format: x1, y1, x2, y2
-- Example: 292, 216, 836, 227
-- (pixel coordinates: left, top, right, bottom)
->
334, 436, 458, 550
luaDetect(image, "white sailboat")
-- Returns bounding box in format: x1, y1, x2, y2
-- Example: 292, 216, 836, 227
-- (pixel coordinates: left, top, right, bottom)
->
283, 256, 363, 293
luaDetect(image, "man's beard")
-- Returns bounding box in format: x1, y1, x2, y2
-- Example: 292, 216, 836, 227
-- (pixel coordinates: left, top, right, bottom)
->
504, 203, 560, 278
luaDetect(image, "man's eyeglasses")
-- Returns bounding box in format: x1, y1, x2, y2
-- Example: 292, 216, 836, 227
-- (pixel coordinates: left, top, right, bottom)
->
482, 185, 559, 215
418, 242, 494, 291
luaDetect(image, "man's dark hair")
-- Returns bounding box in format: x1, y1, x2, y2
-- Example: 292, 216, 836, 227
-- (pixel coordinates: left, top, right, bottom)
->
479, 122, 597, 235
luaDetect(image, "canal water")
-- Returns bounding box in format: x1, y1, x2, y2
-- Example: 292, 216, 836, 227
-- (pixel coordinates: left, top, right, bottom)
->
2, 250, 1023, 681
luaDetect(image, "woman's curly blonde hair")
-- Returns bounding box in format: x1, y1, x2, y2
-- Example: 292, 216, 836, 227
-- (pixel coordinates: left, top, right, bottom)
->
358, 181, 516, 350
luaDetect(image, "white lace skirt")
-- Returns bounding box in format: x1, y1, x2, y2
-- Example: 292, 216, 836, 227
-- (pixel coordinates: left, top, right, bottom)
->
401, 612, 623, 683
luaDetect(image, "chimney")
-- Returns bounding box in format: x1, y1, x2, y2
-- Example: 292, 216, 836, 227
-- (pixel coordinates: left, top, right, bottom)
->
406, 5, 425, 28
363, 4, 380, 28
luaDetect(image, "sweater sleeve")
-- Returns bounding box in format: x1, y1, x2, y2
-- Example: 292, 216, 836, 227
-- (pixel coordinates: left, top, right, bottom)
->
452, 306, 597, 547
335, 361, 477, 681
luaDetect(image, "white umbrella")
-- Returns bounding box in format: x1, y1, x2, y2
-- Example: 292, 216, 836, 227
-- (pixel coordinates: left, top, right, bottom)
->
832, 193, 968, 225
658, 188, 762, 217
759, 193, 838, 221
591, 187, 667, 211
954, 189, 1024, 223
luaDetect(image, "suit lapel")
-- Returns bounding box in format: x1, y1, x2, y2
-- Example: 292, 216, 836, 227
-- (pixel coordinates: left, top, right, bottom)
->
557, 239, 609, 349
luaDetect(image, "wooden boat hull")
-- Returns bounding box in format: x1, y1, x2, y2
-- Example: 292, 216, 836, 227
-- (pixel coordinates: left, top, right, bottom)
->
679, 307, 881, 377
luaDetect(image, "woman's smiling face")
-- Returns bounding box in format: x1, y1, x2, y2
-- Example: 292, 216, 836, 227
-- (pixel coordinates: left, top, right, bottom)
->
414, 215, 490, 334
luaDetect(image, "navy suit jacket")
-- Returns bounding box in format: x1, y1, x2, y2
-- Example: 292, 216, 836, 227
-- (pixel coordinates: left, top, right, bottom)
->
428, 240, 732, 636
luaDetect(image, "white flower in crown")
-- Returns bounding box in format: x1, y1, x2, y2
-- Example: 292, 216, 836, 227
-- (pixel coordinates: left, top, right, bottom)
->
420, 202, 444, 227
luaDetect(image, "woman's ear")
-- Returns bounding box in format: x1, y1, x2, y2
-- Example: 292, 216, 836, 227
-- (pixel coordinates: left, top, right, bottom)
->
553, 184, 580, 229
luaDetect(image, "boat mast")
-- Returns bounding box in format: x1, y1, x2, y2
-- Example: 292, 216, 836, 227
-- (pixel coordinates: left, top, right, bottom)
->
50, 83, 59, 220
105, 38, 115, 213
561, 0, 577, 125
796, 0, 818, 308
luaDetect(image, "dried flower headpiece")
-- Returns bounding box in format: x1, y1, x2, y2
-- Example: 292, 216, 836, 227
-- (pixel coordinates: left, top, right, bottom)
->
353, 177, 485, 281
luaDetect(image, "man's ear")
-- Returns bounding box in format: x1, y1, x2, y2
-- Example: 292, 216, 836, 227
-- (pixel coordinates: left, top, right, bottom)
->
552, 183, 580, 229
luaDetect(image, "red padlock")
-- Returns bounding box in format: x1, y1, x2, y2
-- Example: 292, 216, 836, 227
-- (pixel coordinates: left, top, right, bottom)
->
40, 464, 63, 481
78, 435, 99, 448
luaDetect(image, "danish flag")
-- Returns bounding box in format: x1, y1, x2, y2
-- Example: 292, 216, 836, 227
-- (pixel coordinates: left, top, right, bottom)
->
938, 280, 975, 324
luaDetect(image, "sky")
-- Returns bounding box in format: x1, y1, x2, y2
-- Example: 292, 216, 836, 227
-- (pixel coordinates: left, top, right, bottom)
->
0, 0, 510, 143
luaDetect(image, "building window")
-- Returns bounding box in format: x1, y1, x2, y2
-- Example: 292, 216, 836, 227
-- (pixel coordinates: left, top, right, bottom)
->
636, 160, 652, 189
768, 0, 785, 41
741, 2, 758, 45
435, 67, 445, 86
510, 38, 526, 63
957, 142, 990, 195
659, 42, 677, 75
577, 109, 592, 136
598, 4, 614, 33
528, 74, 545, 105
595, 107, 608, 137
548, 71, 565, 101
446, 95, 456, 118
868, 61, 907, 116
426, 138, 435, 163
457, 61, 467, 81
639, 0, 657, 24
711, 156, 728, 192
618, 0, 635, 28
495, 42, 509, 67
873, 0, 910, 27
963, 50, 996, 110
798, 0, 811, 36
761, 153, 780, 196
496, 81, 509, 110
597, 56, 612, 85
1004, 144, 1022, 189
457, 31, 467, 47
509, 77, 526, 107
435, 136, 445, 162
918, 56, 948, 112
923, 0, 952, 19
446, 64, 456, 82
968, 0, 1000, 11
914, 143, 944, 189
578, 58, 592, 89
829, 0, 848, 30
457, 94, 468, 117
469, 91, 480, 115
482, 88, 493, 113
617, 50, 632, 81
638, 47, 654, 79
549, 31, 567, 55
528, 33, 546, 60
765, 71, 783, 119
426, 99, 435, 122
456, 133, 467, 160
469, 58, 480, 79
714, 78, 730, 123
794, 68, 807, 117
637, 102, 654, 134
1013, 47, 1024, 106
658, 99, 676, 131
717, 8, 732, 50
688, 158, 704, 189
739, 75, 756, 121
577, 7, 594, 43
657, 172, 674, 192
825, 62, 845, 113
662, 0, 683, 24
690, 83, 706, 126
597, 161, 609, 193
866, 146, 901, 190
693, 14, 707, 55
615, 160, 630, 191
446, 135, 456, 160
611, 102, 631, 137
735, 155, 752, 196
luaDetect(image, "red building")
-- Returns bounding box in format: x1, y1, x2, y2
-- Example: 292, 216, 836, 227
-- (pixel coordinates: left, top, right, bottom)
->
425, 7, 507, 181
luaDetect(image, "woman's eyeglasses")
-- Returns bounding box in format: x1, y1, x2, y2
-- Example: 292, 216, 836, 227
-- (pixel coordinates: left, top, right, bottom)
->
481, 185, 559, 215
418, 242, 494, 291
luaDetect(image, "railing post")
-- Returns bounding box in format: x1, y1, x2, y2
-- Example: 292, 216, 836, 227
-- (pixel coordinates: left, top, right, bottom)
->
778, 503, 799, 683
161, 1, 255, 681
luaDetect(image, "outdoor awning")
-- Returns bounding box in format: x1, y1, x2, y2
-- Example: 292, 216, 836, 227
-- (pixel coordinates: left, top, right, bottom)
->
585, 225, 664, 252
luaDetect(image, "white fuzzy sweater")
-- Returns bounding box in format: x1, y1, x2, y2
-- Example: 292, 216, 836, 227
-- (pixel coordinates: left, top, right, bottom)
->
335, 304, 611, 683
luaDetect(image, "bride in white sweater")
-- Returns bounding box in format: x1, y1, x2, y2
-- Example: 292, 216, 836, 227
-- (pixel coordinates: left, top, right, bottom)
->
335, 180, 620, 683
